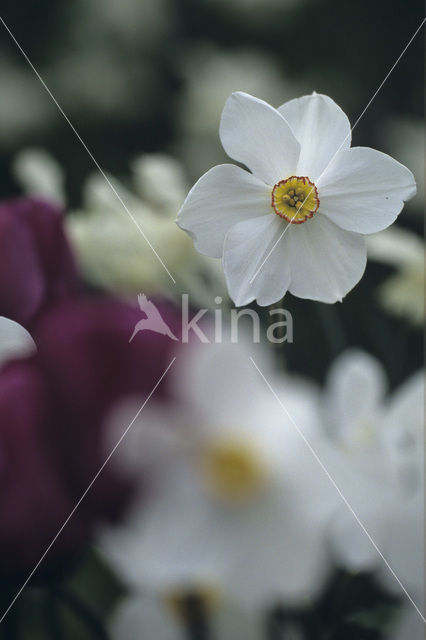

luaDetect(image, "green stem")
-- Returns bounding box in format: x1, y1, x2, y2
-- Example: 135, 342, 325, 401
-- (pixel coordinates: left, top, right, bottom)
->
181, 594, 211, 640
56, 587, 109, 639
44, 591, 61, 639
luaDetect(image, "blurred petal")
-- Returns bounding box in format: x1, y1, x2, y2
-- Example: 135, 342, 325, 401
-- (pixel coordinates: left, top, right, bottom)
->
317, 147, 416, 234
177, 164, 271, 258
219, 92, 300, 185
324, 350, 387, 443
278, 93, 351, 180
13, 148, 66, 206
367, 226, 424, 268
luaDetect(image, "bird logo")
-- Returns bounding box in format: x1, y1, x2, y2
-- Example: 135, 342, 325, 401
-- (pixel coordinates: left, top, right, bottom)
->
129, 294, 179, 343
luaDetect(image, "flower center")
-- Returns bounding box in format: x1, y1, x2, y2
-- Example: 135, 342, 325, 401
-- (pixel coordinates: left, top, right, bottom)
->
201, 437, 267, 502
271, 176, 319, 224
165, 586, 220, 618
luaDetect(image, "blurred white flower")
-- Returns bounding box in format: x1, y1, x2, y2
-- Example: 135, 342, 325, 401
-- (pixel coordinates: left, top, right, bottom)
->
100, 340, 339, 611
177, 47, 300, 179
178, 92, 416, 307
0, 61, 54, 146
322, 351, 424, 616
367, 226, 424, 326
0, 317, 36, 368
68, 155, 225, 305
13, 149, 225, 306
379, 117, 424, 214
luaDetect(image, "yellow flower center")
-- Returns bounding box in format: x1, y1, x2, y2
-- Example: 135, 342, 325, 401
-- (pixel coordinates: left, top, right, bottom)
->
272, 176, 320, 224
201, 437, 267, 502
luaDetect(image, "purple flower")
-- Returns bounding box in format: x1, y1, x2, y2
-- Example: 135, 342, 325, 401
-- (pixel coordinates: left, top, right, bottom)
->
0, 297, 180, 579
0, 198, 79, 329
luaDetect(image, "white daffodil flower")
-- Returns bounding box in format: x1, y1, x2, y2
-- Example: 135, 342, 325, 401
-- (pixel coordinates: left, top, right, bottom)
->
0, 316, 36, 368
177, 92, 416, 307
100, 341, 339, 611
321, 351, 424, 617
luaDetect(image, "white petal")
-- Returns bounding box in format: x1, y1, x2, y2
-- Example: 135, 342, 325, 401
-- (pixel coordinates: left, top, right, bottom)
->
0, 317, 36, 367
278, 93, 351, 181
317, 147, 416, 234
219, 92, 300, 185
177, 164, 271, 258
223, 215, 291, 307
285, 214, 367, 303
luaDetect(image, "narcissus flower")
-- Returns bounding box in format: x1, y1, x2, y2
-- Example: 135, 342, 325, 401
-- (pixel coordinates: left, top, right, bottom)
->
321, 351, 424, 616
101, 341, 339, 610
177, 92, 416, 306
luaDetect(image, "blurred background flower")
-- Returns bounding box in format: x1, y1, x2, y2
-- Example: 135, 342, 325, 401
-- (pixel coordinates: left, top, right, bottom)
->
100, 341, 339, 611
14, 149, 226, 307
367, 226, 424, 326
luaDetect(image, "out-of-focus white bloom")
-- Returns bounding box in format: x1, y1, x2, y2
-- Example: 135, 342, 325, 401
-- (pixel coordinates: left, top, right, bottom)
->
0, 317, 36, 368
68, 155, 225, 305
101, 340, 339, 611
322, 351, 424, 617
13, 149, 225, 306
0, 61, 54, 145
367, 226, 424, 326
178, 92, 416, 307
132, 155, 188, 215
178, 47, 300, 179
380, 118, 424, 214
13, 149, 66, 206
